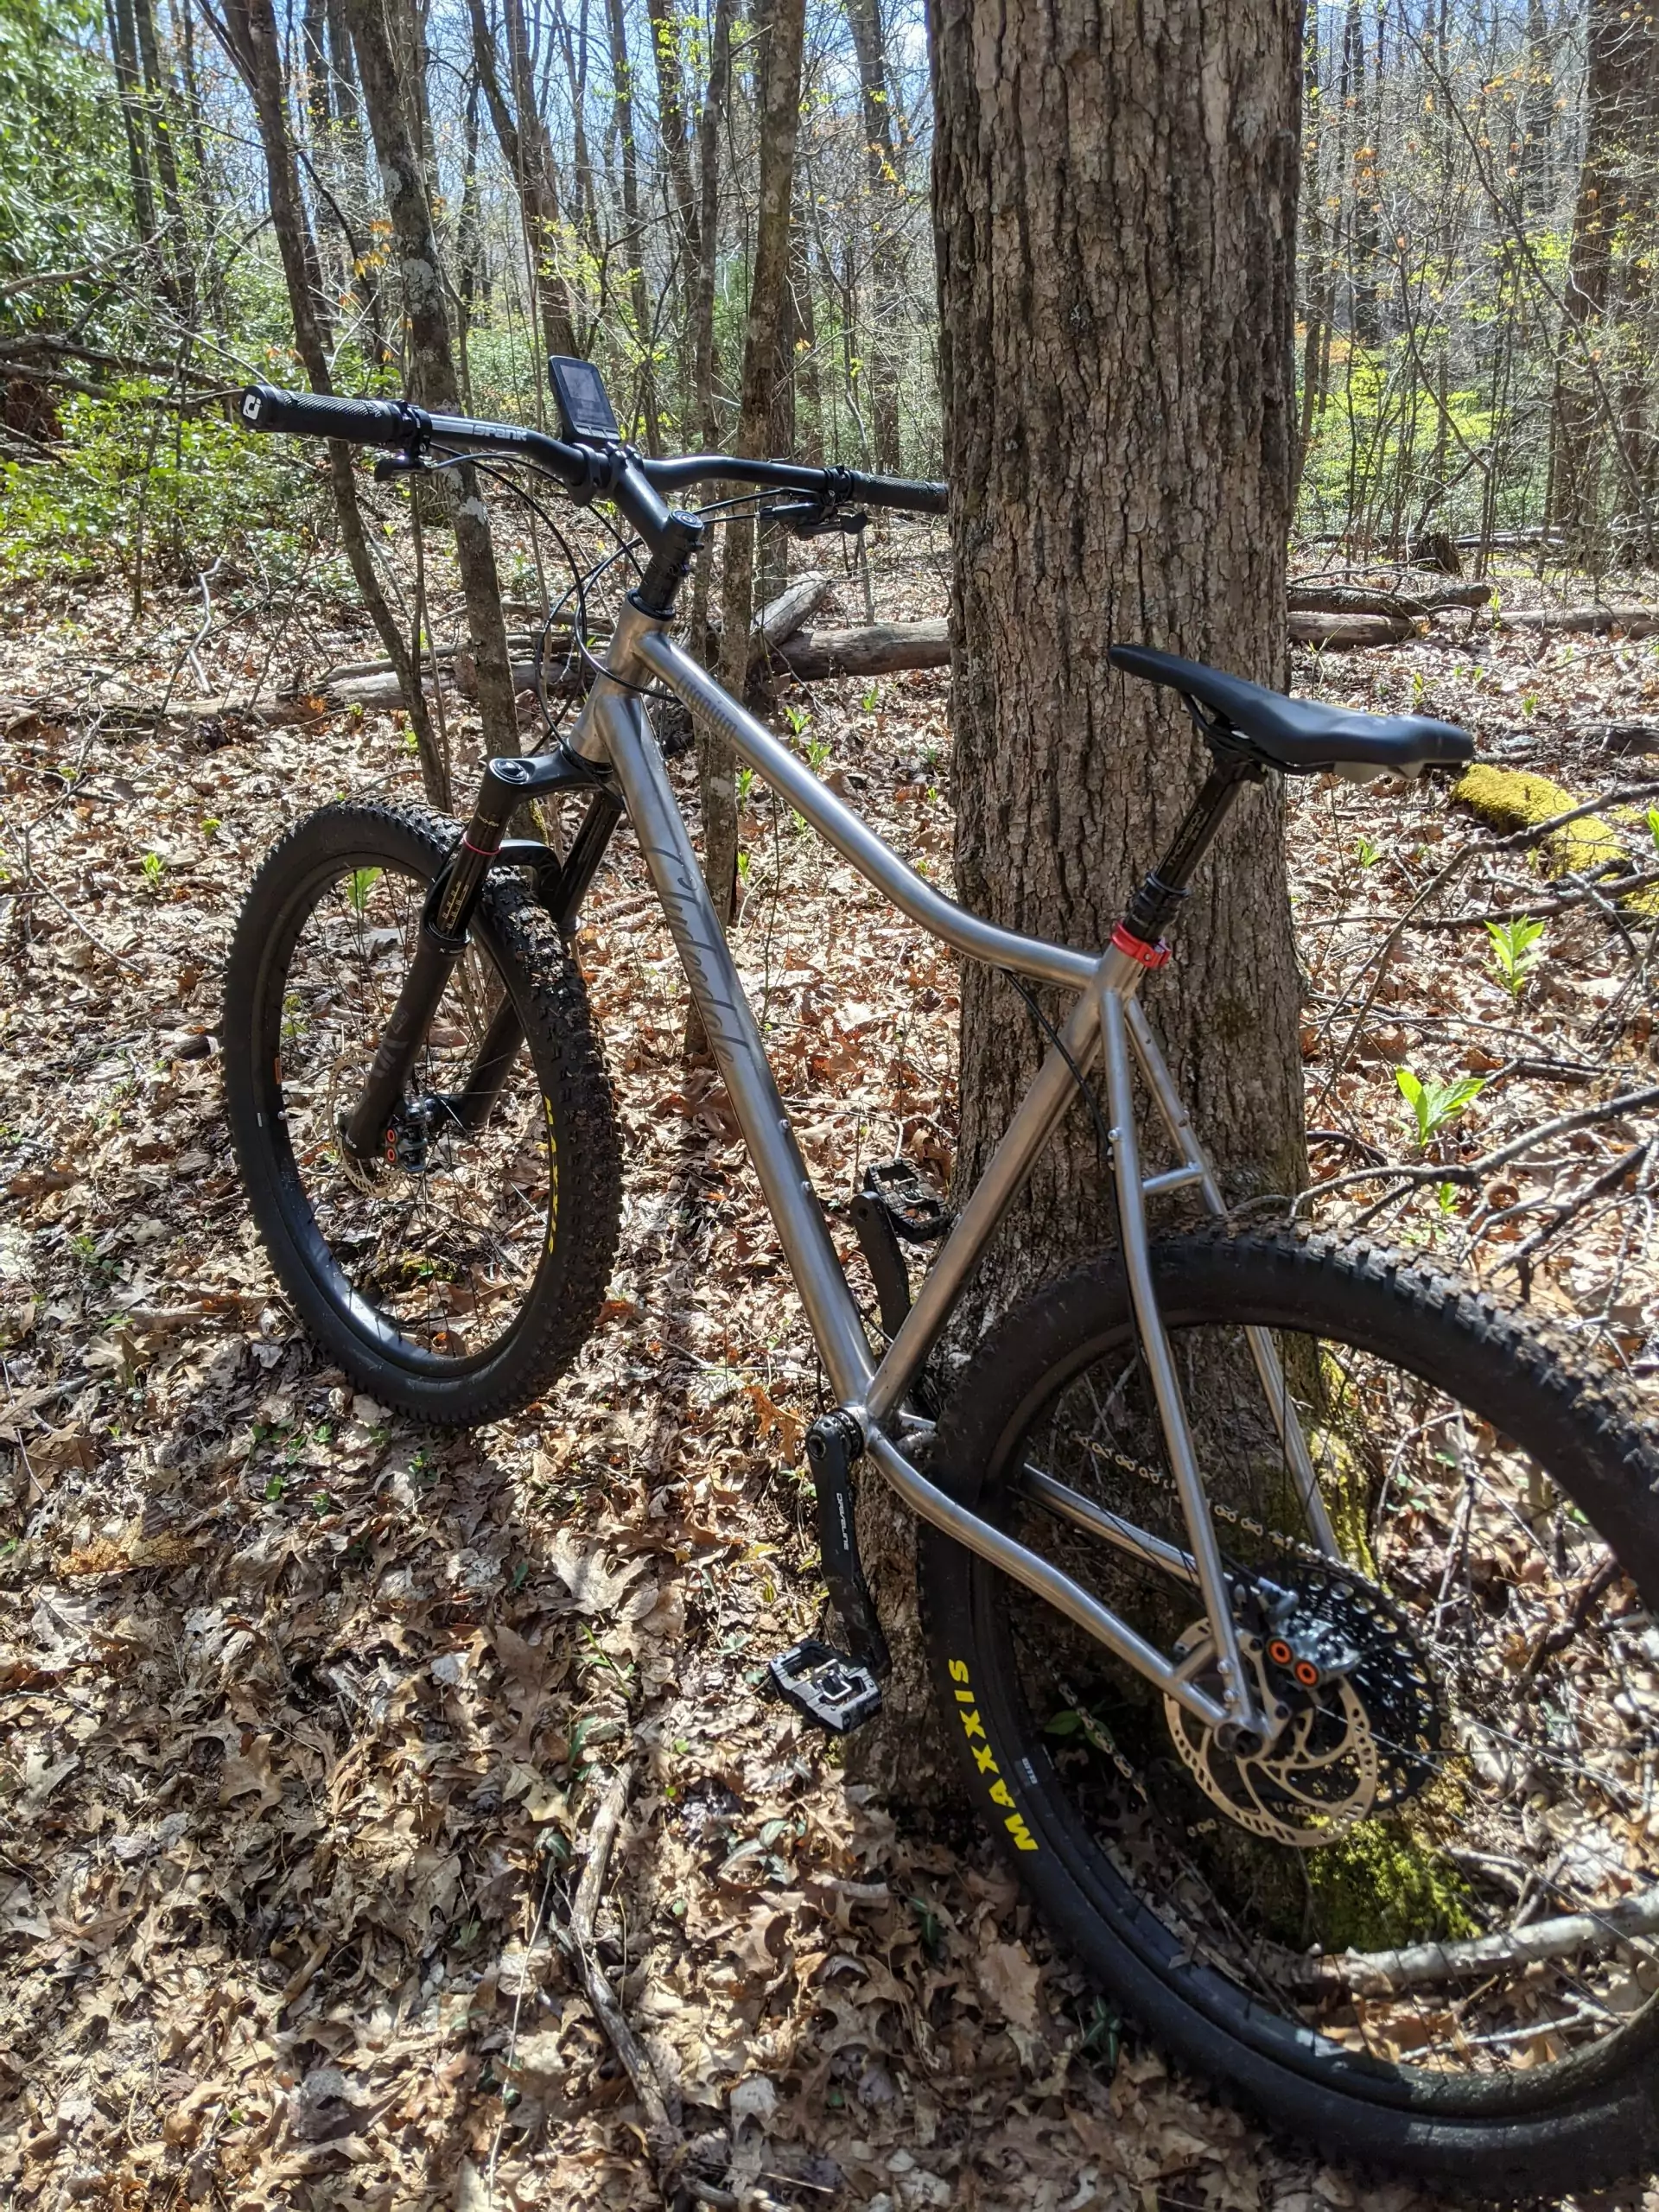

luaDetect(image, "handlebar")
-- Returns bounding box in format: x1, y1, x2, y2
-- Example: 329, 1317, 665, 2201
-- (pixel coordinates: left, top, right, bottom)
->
237, 383, 948, 531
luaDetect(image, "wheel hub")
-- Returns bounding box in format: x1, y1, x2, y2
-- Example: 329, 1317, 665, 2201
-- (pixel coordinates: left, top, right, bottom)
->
1163, 1560, 1441, 1849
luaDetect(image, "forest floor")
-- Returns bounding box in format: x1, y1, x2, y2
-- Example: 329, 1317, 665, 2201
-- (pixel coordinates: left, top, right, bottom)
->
2, 521, 1658, 2212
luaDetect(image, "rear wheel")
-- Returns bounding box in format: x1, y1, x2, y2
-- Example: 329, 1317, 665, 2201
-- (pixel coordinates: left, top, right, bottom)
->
223, 803, 621, 1425
917, 1228, 1659, 2192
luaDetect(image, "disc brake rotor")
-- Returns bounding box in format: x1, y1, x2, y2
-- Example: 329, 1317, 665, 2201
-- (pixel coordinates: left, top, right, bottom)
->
1163, 1560, 1441, 1849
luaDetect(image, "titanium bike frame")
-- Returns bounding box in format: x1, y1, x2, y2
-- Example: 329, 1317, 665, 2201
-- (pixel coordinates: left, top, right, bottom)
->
232, 382, 1334, 1746
559, 597, 1338, 1743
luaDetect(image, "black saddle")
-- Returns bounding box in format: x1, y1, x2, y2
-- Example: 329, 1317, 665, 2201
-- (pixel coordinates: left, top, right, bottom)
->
1109, 644, 1474, 777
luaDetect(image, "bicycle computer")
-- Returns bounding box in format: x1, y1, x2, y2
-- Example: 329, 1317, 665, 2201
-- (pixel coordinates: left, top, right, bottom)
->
548, 355, 620, 445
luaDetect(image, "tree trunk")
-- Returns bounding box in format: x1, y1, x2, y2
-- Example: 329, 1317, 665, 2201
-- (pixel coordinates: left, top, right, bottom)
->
684, 0, 735, 664
131, 0, 193, 313
346, 0, 519, 766
1548, 0, 1657, 559
467, 0, 581, 362
213, 0, 448, 806
108, 0, 158, 247
707, 0, 804, 925
647, 0, 699, 430
853, 0, 1307, 1804
845, 0, 905, 473
455, 72, 482, 411
605, 0, 660, 449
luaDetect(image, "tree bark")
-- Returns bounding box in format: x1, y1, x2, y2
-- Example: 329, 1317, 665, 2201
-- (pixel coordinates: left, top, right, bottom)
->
844, 0, 905, 473
852, 0, 1308, 1804
709, 0, 805, 923
1548, 0, 1658, 559
212, 0, 448, 805
647, 0, 699, 429
467, 0, 581, 362
107, 0, 158, 247
605, 0, 660, 450
131, 0, 193, 313
346, 0, 519, 766
684, 0, 734, 664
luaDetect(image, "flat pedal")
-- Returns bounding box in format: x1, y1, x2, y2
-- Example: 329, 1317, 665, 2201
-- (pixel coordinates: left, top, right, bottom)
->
767, 1638, 883, 1735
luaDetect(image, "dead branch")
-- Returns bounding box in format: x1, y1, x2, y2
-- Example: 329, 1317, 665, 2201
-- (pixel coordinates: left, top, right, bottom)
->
772, 617, 950, 679
1580, 721, 1659, 758
1278, 1884, 1659, 1997
753, 569, 833, 646
1486, 781, 1659, 851
1407, 867, 1659, 926
1497, 607, 1659, 639
1497, 1141, 1656, 1277
1516, 1554, 1626, 1691
554, 1763, 683, 2183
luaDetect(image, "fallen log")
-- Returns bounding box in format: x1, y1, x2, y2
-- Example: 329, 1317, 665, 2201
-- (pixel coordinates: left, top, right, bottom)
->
772, 617, 951, 680
1497, 607, 1659, 639
1288, 611, 1416, 648
754, 569, 834, 646
1287, 584, 1491, 617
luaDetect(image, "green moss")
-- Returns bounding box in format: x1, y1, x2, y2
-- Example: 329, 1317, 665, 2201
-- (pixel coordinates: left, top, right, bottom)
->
1308, 1429, 1379, 1578
1453, 765, 1656, 913
1304, 1820, 1479, 1955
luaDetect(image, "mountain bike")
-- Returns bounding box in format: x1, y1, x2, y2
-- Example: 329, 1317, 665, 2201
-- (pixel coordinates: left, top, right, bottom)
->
224, 365, 1659, 2193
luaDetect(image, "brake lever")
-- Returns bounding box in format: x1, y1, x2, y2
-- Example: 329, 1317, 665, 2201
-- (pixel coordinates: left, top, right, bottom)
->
772, 499, 869, 540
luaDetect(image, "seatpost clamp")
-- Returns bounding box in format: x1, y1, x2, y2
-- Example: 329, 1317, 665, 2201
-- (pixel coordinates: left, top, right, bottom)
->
1110, 921, 1172, 969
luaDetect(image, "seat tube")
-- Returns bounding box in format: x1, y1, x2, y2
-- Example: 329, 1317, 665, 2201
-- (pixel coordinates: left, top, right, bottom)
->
1099, 976, 1263, 1737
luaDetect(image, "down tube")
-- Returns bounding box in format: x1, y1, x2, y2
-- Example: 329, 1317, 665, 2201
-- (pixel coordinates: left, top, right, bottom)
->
590, 688, 877, 1404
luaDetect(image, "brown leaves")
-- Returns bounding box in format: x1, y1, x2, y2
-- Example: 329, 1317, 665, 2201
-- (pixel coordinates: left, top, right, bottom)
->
975, 1938, 1044, 2034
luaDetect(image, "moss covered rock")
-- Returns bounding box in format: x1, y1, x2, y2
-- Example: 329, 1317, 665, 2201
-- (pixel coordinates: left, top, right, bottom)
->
1452, 764, 1656, 914
1304, 1818, 1479, 1955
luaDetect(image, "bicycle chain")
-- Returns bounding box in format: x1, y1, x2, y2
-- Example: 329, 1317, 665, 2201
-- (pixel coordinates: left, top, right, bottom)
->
1075, 1431, 1335, 1573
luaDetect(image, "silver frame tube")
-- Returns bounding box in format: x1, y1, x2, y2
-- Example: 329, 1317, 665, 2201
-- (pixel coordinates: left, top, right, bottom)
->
568, 604, 1337, 1735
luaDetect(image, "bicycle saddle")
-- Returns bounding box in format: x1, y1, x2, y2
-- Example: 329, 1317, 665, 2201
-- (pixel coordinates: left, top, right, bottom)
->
1109, 644, 1474, 776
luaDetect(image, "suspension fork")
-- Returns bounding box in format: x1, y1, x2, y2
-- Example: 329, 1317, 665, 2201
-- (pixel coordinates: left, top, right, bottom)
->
337, 753, 619, 1164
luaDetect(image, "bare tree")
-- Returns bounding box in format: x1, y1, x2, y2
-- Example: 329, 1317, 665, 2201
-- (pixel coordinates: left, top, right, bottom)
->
346, 0, 521, 768
852, 0, 1307, 1795
709, 0, 807, 925
207, 0, 449, 804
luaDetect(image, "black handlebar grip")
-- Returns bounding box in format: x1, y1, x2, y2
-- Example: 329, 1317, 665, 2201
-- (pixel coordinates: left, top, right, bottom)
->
837, 472, 948, 516
237, 384, 421, 449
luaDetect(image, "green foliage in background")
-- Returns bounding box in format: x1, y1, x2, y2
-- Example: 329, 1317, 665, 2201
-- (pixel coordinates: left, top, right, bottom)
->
0, 0, 126, 301
0, 384, 318, 582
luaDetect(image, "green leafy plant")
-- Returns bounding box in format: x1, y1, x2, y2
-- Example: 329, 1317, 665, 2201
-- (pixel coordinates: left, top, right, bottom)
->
1396, 1065, 1485, 1147
1355, 834, 1382, 868
1484, 913, 1546, 1000
861, 681, 880, 712
783, 701, 810, 736
1646, 805, 1659, 859
735, 763, 755, 808
346, 865, 383, 912
140, 849, 165, 887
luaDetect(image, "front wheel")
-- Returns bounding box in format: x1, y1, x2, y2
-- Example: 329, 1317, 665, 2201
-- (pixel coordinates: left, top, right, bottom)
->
917, 1227, 1659, 2193
222, 803, 622, 1426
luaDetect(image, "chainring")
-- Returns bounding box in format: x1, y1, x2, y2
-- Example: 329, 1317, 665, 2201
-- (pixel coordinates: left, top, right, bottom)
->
1164, 1559, 1442, 1849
